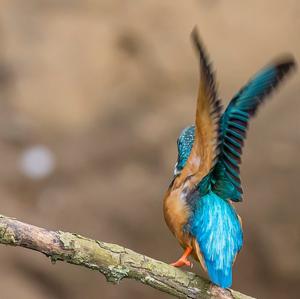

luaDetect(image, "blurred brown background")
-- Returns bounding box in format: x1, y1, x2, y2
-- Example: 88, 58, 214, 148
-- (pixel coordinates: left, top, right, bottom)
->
0, 1, 299, 298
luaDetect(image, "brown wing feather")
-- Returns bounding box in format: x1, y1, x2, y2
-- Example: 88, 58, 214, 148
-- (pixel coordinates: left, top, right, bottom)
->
174, 27, 222, 188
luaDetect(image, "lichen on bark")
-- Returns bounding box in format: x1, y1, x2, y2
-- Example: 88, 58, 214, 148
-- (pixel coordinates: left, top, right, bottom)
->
0, 214, 255, 299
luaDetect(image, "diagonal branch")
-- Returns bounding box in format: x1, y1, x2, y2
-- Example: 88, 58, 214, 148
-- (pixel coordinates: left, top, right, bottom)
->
0, 214, 254, 299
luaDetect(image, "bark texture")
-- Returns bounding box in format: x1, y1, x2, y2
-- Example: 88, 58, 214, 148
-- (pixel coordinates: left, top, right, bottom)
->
0, 214, 254, 299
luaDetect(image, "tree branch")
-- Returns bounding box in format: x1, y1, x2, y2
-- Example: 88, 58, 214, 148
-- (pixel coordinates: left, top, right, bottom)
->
0, 214, 254, 299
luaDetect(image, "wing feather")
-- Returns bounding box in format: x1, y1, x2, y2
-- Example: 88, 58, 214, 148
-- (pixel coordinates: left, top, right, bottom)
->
212, 57, 296, 201
175, 28, 222, 188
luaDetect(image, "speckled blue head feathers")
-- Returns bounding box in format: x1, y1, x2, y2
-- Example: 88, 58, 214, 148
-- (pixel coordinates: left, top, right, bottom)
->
174, 126, 195, 175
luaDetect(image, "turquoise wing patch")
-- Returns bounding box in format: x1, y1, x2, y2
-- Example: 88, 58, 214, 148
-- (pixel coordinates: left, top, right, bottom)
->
212, 59, 296, 201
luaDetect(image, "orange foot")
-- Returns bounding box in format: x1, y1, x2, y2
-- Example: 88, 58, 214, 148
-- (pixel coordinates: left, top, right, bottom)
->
171, 247, 193, 268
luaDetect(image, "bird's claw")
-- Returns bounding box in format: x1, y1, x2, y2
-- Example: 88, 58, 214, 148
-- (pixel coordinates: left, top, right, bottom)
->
171, 258, 193, 268
170, 246, 193, 268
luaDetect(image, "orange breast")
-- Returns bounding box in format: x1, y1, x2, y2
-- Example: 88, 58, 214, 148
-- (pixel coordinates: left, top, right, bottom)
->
163, 183, 192, 248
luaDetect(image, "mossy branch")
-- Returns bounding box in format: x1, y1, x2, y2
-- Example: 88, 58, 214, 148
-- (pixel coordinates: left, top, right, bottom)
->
0, 214, 254, 299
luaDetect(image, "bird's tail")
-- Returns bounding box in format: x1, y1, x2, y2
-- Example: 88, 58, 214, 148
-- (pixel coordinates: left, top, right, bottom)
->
190, 192, 243, 288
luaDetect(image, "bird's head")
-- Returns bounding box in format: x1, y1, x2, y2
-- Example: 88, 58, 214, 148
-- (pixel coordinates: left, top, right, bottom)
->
174, 125, 195, 176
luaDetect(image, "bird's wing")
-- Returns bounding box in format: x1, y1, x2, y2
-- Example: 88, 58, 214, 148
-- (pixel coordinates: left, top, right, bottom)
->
211, 57, 296, 201
174, 28, 222, 188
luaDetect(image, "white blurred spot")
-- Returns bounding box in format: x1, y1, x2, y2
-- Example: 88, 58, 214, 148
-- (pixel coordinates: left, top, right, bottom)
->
20, 145, 55, 179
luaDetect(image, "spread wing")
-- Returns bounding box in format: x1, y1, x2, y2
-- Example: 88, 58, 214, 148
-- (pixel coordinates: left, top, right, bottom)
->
211, 57, 296, 201
175, 28, 222, 188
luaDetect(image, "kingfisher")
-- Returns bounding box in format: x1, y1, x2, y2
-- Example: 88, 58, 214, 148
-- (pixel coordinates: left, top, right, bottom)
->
163, 27, 296, 288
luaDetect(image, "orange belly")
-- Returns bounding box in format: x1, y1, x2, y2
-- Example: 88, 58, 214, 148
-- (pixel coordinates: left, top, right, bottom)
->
163, 185, 192, 248
164, 191, 208, 271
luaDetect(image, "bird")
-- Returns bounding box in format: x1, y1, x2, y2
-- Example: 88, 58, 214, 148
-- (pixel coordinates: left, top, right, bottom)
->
163, 27, 296, 289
